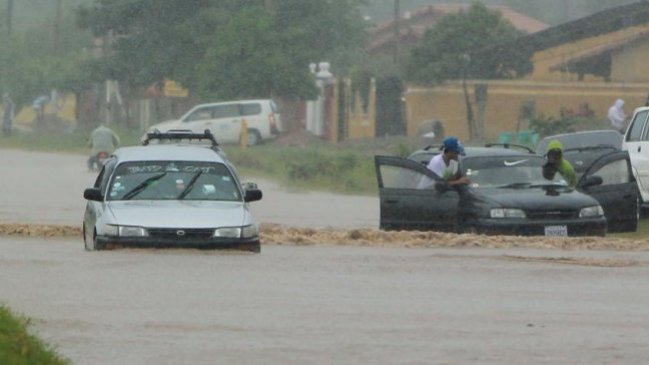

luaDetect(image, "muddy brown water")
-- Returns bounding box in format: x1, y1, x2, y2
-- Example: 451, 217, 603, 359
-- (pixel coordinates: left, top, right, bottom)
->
2, 149, 649, 364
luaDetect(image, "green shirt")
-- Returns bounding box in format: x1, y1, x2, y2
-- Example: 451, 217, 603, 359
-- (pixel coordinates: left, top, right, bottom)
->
546, 140, 577, 187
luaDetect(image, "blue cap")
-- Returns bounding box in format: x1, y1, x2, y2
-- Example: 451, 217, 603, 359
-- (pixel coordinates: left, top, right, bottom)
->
442, 136, 464, 154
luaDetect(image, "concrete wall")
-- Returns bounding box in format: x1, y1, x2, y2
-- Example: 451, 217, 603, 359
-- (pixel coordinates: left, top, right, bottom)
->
404, 80, 649, 142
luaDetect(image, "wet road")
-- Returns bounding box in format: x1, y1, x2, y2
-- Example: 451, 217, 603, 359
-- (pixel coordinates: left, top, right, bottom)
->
2, 149, 649, 364
0, 149, 378, 228
2, 238, 649, 365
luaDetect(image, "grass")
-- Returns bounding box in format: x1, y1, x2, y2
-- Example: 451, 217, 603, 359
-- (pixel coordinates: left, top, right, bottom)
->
0, 125, 142, 155
0, 126, 421, 195
0, 305, 70, 365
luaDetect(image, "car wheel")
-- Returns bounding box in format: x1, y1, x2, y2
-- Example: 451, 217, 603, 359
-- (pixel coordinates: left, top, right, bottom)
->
83, 224, 90, 251
247, 129, 261, 146
86, 229, 106, 251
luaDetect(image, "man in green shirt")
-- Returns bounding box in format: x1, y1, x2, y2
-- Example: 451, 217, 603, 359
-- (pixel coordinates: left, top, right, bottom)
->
543, 139, 577, 188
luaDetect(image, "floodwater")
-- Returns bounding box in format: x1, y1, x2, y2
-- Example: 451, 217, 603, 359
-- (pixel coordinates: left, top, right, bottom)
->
2, 238, 649, 365
3, 149, 649, 364
0, 149, 379, 229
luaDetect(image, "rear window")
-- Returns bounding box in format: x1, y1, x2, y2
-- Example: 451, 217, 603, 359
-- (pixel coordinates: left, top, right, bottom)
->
241, 103, 262, 116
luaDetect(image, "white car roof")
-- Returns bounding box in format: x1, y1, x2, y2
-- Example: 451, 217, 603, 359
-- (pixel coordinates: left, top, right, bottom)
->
112, 145, 226, 164
192, 99, 273, 108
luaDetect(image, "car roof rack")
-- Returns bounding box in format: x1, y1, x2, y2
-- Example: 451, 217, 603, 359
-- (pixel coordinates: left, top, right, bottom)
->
142, 129, 219, 147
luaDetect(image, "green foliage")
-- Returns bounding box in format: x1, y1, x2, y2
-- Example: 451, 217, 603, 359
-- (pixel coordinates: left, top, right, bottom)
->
77, 0, 368, 100
528, 113, 576, 137
229, 145, 376, 194
0, 10, 95, 110
0, 305, 71, 365
406, 2, 533, 84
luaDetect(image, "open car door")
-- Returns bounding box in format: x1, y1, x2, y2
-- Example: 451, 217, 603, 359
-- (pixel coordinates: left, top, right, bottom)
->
578, 150, 639, 233
374, 155, 459, 231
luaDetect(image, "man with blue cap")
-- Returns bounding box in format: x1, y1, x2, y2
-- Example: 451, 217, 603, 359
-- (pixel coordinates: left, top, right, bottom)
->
425, 136, 471, 185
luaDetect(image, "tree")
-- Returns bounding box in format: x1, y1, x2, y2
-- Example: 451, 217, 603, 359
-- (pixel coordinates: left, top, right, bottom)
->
76, 0, 367, 100
405, 2, 533, 140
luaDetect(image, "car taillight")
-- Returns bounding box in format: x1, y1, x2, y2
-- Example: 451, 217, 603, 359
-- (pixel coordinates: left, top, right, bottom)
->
269, 113, 278, 134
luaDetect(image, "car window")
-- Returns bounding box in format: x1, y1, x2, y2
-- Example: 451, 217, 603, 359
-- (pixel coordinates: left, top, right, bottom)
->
380, 164, 435, 189
627, 110, 649, 142
270, 100, 278, 113
212, 104, 241, 118
462, 156, 566, 188
241, 103, 262, 116
95, 159, 116, 193
184, 107, 213, 122
590, 159, 630, 185
107, 161, 241, 201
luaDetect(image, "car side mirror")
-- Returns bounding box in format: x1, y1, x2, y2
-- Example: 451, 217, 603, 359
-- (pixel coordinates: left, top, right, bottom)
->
244, 188, 263, 202
83, 187, 103, 201
582, 175, 603, 188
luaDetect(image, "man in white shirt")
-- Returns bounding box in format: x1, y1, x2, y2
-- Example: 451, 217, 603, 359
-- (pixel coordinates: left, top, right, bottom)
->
607, 99, 626, 134
426, 136, 471, 186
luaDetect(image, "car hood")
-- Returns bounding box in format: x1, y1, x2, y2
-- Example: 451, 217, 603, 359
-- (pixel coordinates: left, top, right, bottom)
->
106, 200, 252, 228
475, 186, 599, 210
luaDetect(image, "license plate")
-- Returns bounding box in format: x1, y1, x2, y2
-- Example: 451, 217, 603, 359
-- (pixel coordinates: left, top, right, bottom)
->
544, 225, 568, 236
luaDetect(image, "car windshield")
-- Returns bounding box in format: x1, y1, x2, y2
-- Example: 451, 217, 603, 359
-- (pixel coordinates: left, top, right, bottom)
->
462, 156, 567, 188
107, 161, 241, 201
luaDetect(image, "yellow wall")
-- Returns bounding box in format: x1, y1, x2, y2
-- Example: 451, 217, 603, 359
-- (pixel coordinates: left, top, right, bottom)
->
405, 80, 649, 142
15, 93, 77, 128
611, 39, 649, 82
529, 25, 649, 82
346, 79, 376, 139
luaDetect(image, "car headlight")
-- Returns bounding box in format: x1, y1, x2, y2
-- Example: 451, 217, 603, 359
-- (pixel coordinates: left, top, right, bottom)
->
213, 227, 241, 238
579, 205, 604, 218
104, 224, 148, 237
213, 225, 259, 238
490, 208, 526, 219
241, 224, 259, 238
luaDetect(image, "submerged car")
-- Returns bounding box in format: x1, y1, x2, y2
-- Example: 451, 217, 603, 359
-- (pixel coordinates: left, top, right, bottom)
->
536, 130, 623, 178
536, 130, 639, 232
82, 131, 263, 252
375, 144, 638, 236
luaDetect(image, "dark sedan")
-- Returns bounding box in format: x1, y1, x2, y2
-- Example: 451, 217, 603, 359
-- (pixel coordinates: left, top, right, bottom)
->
536, 130, 638, 232
375, 145, 637, 236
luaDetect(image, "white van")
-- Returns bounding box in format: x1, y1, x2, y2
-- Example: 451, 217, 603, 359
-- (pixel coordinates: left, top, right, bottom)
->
147, 99, 283, 146
622, 106, 649, 203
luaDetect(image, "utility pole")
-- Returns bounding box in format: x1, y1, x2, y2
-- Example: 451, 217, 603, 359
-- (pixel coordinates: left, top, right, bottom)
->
54, 0, 62, 53
6, 0, 13, 37
393, 0, 400, 65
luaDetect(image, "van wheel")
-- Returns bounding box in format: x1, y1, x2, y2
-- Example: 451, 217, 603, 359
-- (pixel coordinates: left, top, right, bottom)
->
247, 129, 261, 146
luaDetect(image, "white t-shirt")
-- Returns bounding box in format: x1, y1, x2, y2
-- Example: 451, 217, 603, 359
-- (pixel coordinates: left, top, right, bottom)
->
426, 154, 459, 180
